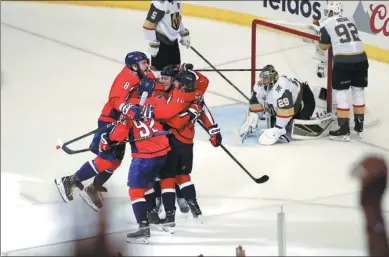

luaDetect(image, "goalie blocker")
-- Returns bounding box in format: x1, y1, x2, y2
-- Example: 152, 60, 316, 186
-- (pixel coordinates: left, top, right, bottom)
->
240, 65, 333, 145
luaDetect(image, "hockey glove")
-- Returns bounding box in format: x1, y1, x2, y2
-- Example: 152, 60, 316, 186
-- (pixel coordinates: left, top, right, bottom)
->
143, 104, 155, 121
258, 125, 287, 146
181, 63, 194, 72
139, 77, 156, 95
99, 133, 112, 152
148, 40, 160, 57
120, 103, 141, 120
179, 29, 191, 48
208, 124, 222, 147
188, 103, 202, 123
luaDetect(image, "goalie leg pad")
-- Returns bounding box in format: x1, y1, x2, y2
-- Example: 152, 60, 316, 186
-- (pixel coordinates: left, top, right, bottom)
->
239, 111, 260, 136
291, 114, 334, 140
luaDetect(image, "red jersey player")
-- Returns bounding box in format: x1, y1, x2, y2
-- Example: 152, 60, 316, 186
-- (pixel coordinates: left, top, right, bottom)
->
99, 80, 171, 244
145, 64, 222, 226
54, 51, 156, 212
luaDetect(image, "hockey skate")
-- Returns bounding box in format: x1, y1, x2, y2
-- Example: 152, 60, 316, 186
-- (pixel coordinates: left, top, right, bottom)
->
126, 221, 151, 244
79, 183, 105, 212
54, 175, 84, 203
148, 209, 161, 225
177, 197, 190, 214
187, 199, 202, 219
329, 123, 350, 142
159, 210, 176, 234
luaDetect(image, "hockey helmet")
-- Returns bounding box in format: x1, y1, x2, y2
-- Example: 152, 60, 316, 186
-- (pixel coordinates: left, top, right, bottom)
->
258, 64, 279, 91
125, 51, 149, 68
161, 64, 180, 77
324, 1, 343, 17
174, 71, 196, 92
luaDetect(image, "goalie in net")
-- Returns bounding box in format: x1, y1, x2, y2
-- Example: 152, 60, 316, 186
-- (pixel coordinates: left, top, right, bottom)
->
239, 64, 333, 145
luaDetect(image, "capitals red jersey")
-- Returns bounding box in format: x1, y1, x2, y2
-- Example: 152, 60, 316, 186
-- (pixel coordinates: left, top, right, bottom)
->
152, 71, 216, 144
109, 95, 170, 159
99, 66, 156, 123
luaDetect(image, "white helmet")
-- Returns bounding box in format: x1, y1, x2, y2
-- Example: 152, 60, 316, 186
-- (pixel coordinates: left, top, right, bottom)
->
324, 1, 343, 17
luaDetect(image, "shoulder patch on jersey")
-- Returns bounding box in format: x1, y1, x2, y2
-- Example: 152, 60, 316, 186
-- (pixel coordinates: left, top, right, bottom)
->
152, 0, 167, 11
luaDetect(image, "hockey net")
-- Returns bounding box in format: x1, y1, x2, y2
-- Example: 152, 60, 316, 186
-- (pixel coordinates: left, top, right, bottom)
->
251, 19, 333, 115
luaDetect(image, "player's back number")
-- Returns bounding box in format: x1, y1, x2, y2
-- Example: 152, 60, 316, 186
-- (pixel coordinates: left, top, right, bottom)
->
335, 22, 361, 43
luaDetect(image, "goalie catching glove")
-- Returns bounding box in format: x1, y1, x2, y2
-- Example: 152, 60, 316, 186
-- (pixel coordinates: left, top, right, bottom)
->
258, 125, 288, 146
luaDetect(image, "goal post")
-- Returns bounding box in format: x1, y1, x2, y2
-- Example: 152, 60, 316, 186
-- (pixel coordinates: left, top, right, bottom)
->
251, 19, 333, 113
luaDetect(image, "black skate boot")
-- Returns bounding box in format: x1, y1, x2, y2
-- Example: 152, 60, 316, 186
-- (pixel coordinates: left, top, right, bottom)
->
54, 175, 84, 203
79, 183, 105, 212
329, 119, 350, 142
354, 116, 364, 138
148, 209, 161, 225
161, 209, 176, 228
126, 221, 150, 244
187, 199, 202, 219
177, 198, 190, 214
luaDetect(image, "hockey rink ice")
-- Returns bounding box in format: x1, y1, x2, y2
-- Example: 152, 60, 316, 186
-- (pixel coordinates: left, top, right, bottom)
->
1, 2, 389, 256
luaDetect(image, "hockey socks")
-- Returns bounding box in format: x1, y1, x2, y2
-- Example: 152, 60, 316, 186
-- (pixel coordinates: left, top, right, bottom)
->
144, 187, 156, 211
175, 184, 183, 198
75, 161, 97, 182
177, 175, 197, 201
93, 170, 113, 188
129, 188, 148, 223
153, 179, 162, 198
160, 178, 176, 212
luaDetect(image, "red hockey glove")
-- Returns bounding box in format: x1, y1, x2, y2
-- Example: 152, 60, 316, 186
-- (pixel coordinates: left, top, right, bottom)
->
120, 103, 141, 120
208, 124, 222, 147
188, 103, 202, 124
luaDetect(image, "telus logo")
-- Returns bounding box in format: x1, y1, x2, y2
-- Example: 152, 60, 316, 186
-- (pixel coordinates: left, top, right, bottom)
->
263, 0, 322, 21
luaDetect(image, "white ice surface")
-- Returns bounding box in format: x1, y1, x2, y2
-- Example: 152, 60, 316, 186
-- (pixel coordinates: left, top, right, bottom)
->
1, 2, 389, 256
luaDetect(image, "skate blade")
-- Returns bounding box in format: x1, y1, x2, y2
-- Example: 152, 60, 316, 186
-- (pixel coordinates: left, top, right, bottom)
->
150, 224, 174, 234
54, 179, 72, 203
79, 190, 100, 212
126, 236, 149, 244
329, 135, 350, 142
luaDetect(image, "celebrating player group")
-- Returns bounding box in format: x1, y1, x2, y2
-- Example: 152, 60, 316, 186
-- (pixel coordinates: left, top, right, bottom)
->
54, 0, 368, 245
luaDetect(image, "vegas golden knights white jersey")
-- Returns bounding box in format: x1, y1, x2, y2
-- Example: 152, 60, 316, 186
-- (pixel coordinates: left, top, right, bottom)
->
144, 0, 186, 44
320, 15, 367, 63
252, 76, 304, 128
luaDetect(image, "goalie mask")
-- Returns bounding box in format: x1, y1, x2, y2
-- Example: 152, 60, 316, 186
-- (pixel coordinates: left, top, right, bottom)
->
258, 64, 279, 91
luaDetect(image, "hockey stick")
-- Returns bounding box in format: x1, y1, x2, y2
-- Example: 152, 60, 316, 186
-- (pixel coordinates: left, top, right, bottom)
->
58, 130, 172, 155
57, 91, 149, 154
190, 46, 249, 101
195, 68, 266, 72
197, 121, 269, 184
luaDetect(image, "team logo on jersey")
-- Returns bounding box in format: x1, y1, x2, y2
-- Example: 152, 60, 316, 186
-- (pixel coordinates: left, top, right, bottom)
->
275, 85, 282, 93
